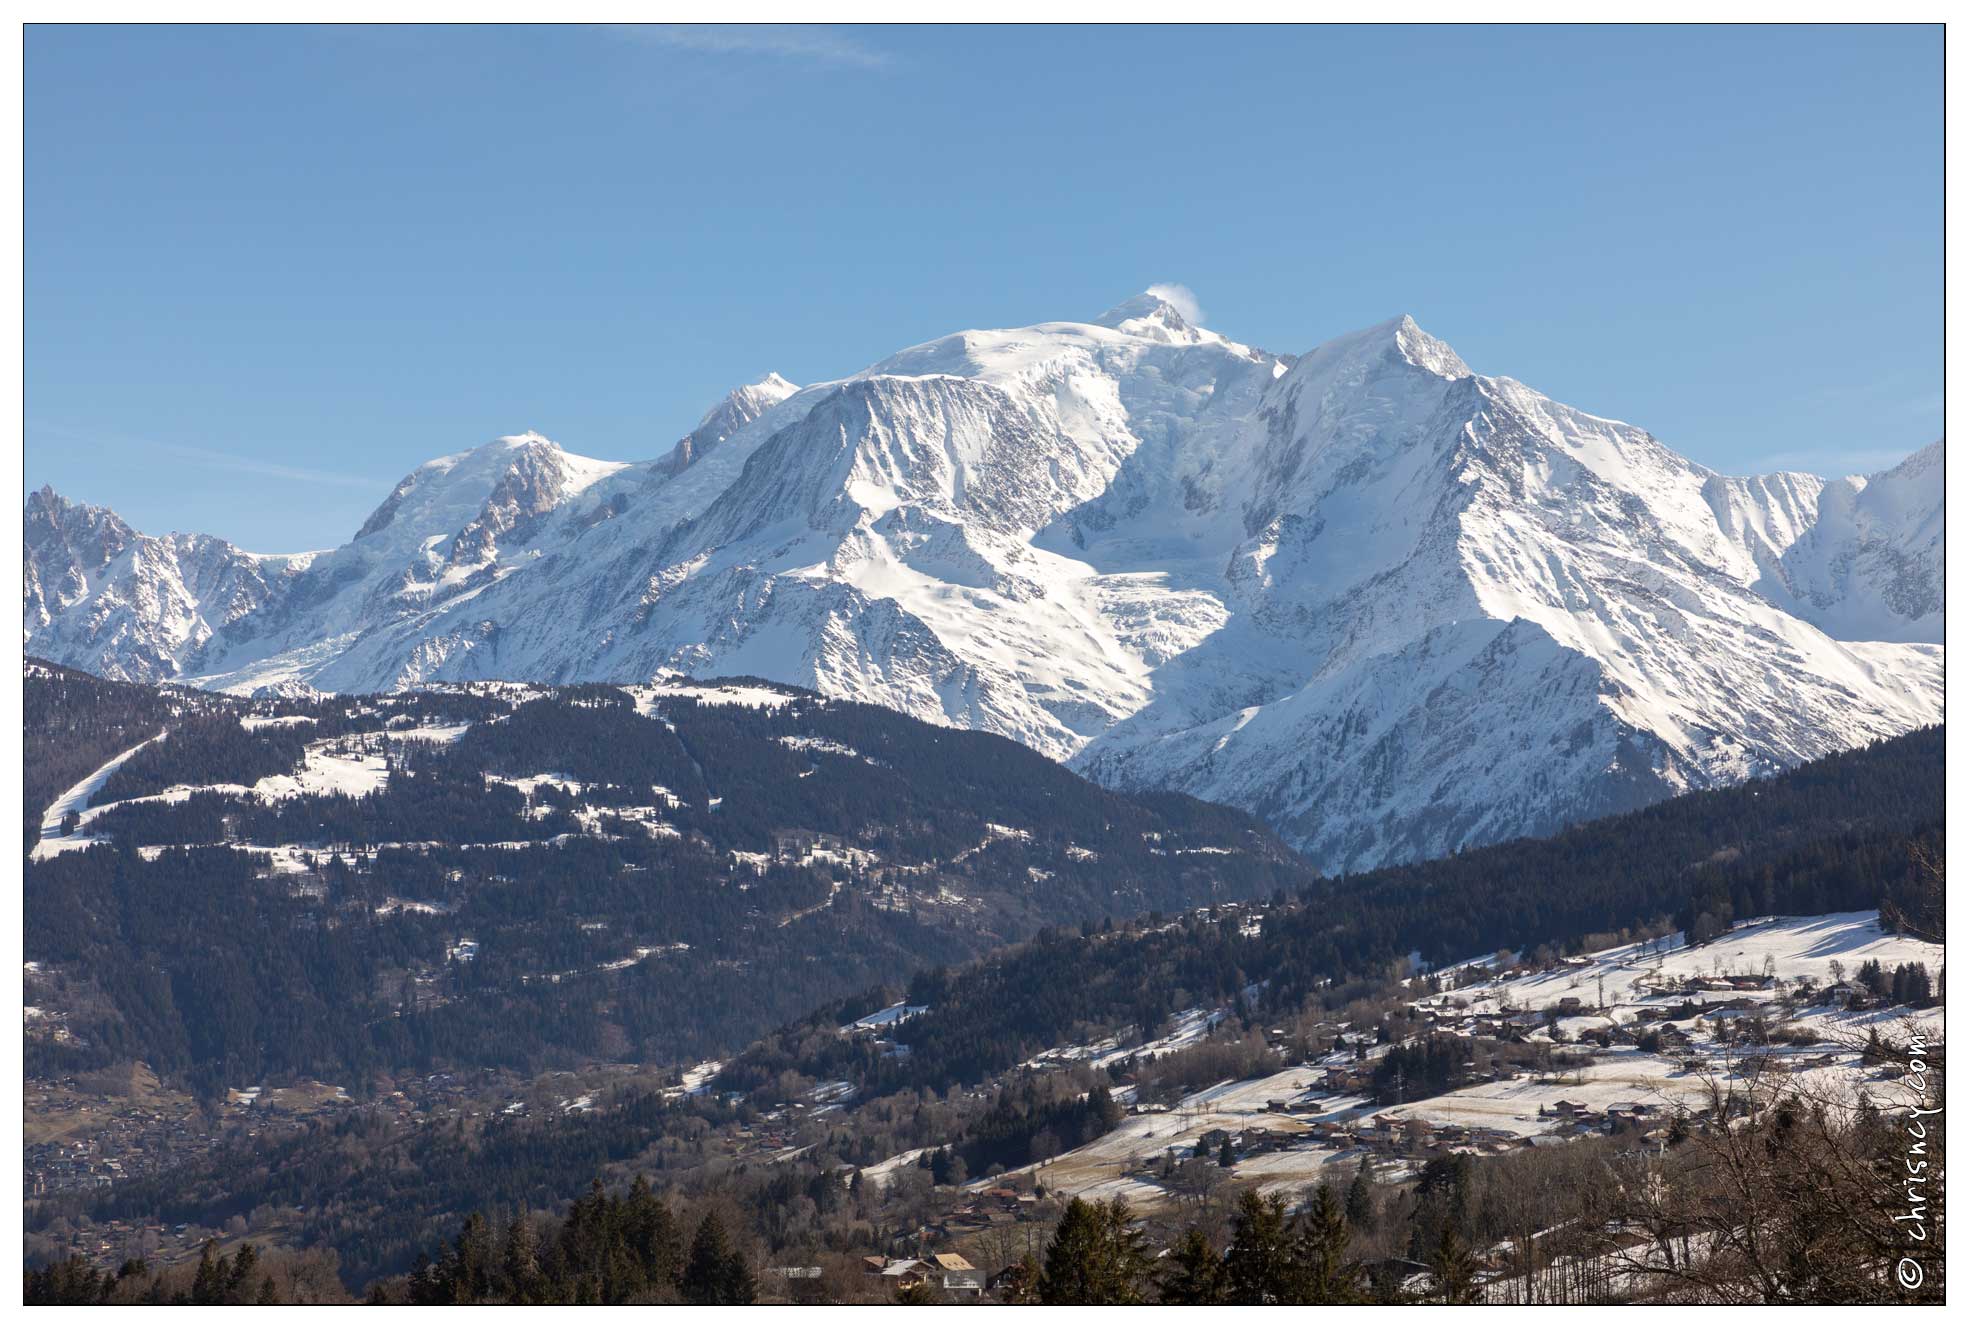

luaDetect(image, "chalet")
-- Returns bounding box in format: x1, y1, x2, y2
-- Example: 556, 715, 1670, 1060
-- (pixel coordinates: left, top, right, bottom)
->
987, 1266, 1030, 1295
1604, 1102, 1662, 1132
1322, 1066, 1371, 1093
1397, 1118, 1437, 1147
868, 1258, 937, 1289
1545, 1099, 1589, 1120
1239, 1127, 1292, 1154
933, 1253, 982, 1295
771, 828, 820, 858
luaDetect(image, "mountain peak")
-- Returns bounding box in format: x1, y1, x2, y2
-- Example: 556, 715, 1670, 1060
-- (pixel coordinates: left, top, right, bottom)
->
1094, 291, 1190, 328
1391, 316, 1471, 379
660, 373, 804, 479
1092, 287, 1212, 343
1294, 314, 1470, 381
482, 430, 560, 455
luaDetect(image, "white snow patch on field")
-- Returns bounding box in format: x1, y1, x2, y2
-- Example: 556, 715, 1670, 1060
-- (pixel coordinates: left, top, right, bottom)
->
662, 1060, 725, 1099
861, 1146, 943, 1191
31, 731, 166, 860
1028, 1005, 1228, 1070
627, 675, 802, 714
241, 714, 317, 731
1444, 912, 1942, 1015
840, 1003, 929, 1035
484, 772, 586, 799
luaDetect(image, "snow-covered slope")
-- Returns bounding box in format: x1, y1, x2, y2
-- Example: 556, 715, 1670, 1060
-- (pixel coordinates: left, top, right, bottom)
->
656, 372, 800, 479
23, 297, 1944, 870
1767, 440, 1944, 642
22, 487, 313, 683
186, 433, 637, 693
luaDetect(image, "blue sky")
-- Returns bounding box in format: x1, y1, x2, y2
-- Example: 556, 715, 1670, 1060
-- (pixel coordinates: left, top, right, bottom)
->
27, 23, 1942, 551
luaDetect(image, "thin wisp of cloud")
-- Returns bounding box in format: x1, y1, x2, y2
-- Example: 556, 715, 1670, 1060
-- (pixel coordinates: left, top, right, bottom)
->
1146, 282, 1205, 325
607, 23, 891, 69
31, 421, 385, 492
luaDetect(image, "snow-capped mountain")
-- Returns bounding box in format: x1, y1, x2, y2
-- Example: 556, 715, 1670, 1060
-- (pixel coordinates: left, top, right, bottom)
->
657, 372, 800, 479
22, 486, 311, 683
22, 296, 1944, 870
1769, 440, 1944, 643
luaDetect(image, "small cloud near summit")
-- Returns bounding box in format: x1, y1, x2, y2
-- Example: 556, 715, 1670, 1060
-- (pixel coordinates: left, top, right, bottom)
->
1146, 283, 1205, 326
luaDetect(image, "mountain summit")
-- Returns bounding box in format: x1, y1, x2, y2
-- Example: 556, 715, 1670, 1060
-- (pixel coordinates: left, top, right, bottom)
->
23, 296, 1943, 870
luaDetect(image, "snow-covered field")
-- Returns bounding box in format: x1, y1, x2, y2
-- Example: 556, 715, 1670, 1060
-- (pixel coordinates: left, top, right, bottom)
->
627, 677, 801, 714
1437, 912, 1943, 1013
861, 1145, 944, 1191
1026, 1005, 1230, 1071
840, 1002, 929, 1035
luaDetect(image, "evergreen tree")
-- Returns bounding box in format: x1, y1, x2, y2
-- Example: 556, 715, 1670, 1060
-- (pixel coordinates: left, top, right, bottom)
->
1346, 1157, 1375, 1232
624, 1174, 680, 1291
226, 1243, 259, 1304
1293, 1182, 1358, 1302
1157, 1226, 1227, 1305
996, 1254, 1042, 1305
1427, 1223, 1477, 1305
1224, 1188, 1294, 1304
190, 1241, 223, 1305
681, 1212, 754, 1305
446, 1211, 495, 1303
499, 1216, 541, 1304
1038, 1197, 1150, 1304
